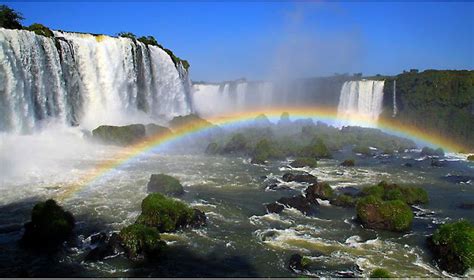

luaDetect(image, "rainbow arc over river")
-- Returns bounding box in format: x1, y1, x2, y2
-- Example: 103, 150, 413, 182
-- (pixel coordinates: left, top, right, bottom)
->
57, 106, 469, 200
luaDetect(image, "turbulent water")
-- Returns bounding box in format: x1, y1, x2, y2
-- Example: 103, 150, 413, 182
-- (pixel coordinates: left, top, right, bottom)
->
0, 144, 473, 277
337, 80, 385, 124
0, 28, 192, 133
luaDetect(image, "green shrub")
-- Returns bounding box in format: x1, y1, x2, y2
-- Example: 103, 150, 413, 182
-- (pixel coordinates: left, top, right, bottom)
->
137, 35, 158, 46
370, 268, 392, 278
117, 31, 136, 39
300, 137, 331, 159
430, 220, 474, 274
290, 157, 317, 168
0, 5, 23, 29
136, 193, 195, 232
26, 23, 53, 37
363, 182, 428, 205
119, 224, 166, 259
356, 196, 413, 232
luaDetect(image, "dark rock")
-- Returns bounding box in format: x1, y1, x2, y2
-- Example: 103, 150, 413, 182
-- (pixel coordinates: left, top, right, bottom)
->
337, 186, 361, 197
21, 199, 75, 249
290, 157, 317, 168
90, 232, 107, 245
85, 233, 124, 262
340, 159, 355, 167
92, 124, 146, 146
431, 159, 445, 167
421, 146, 444, 157
146, 173, 184, 196
282, 173, 318, 184
266, 183, 292, 191
266, 202, 285, 214
305, 182, 334, 202
277, 195, 315, 215
189, 209, 207, 227
288, 253, 308, 272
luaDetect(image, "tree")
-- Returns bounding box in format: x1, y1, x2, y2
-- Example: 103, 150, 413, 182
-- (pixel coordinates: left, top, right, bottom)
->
0, 5, 24, 29
117, 32, 136, 39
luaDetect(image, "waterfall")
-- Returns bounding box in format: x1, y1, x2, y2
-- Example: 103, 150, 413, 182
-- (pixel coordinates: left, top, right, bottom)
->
0, 28, 192, 133
392, 80, 398, 117
337, 80, 385, 124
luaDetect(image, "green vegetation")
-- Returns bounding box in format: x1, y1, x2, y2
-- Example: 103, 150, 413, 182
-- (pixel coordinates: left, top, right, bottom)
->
117, 31, 137, 39
251, 139, 283, 164
26, 23, 53, 37
119, 224, 166, 259
300, 137, 331, 159
147, 174, 184, 196
290, 157, 317, 168
137, 35, 159, 46
22, 199, 75, 247
356, 195, 413, 232
330, 194, 356, 208
370, 268, 392, 278
383, 70, 474, 151
467, 155, 474, 161
361, 181, 428, 205
0, 5, 23, 29
223, 133, 249, 154
136, 193, 195, 232
429, 220, 474, 274
92, 124, 146, 146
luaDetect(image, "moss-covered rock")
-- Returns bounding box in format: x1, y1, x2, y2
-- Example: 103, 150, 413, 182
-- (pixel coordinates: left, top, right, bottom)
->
21, 199, 75, 248
340, 159, 355, 167
370, 268, 392, 278
146, 174, 184, 196
330, 194, 357, 208
356, 195, 413, 232
169, 114, 212, 131
26, 23, 53, 37
290, 157, 317, 168
251, 139, 282, 164
282, 172, 318, 184
305, 182, 334, 202
119, 224, 166, 260
427, 220, 474, 275
136, 193, 204, 232
223, 133, 249, 154
288, 253, 309, 272
92, 124, 146, 146
362, 181, 428, 205
145, 123, 171, 137
467, 155, 474, 161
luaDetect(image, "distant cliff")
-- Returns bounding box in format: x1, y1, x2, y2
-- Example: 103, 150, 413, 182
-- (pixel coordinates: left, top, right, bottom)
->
380, 70, 474, 151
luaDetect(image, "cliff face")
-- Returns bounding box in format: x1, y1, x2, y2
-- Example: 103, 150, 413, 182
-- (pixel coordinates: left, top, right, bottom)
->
381, 70, 474, 151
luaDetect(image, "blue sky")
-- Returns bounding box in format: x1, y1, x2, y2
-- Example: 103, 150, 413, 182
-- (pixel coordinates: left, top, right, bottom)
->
4, 1, 473, 82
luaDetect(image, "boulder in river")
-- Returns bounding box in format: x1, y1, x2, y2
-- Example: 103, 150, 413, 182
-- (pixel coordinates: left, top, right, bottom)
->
288, 253, 310, 272
427, 220, 474, 275
145, 123, 171, 137
282, 173, 318, 184
356, 195, 413, 232
277, 195, 316, 215
330, 194, 357, 208
92, 124, 146, 146
305, 182, 334, 202
265, 202, 285, 214
340, 159, 355, 167
289, 157, 317, 168
118, 224, 166, 260
21, 199, 75, 249
147, 174, 184, 196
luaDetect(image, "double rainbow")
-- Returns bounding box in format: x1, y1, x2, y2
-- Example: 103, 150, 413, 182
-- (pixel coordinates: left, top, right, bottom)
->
56, 106, 469, 200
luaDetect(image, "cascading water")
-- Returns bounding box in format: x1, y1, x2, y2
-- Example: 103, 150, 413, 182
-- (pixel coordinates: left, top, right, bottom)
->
337, 80, 385, 125
0, 28, 192, 133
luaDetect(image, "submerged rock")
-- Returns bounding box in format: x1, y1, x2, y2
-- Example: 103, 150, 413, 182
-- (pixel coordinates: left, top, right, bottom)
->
444, 175, 473, 184
431, 159, 445, 167
427, 220, 474, 275
458, 202, 474, 210
265, 202, 285, 214
282, 173, 318, 184
146, 174, 184, 196
85, 233, 124, 262
21, 199, 75, 249
92, 124, 146, 146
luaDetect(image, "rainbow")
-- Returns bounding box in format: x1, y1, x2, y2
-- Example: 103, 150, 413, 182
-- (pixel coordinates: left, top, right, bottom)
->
56, 106, 469, 201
